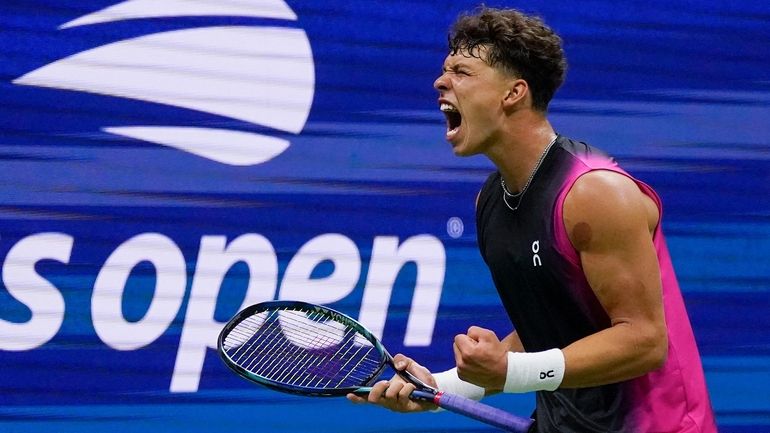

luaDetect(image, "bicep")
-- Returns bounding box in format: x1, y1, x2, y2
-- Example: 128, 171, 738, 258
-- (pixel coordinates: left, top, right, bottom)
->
580, 227, 662, 327
564, 172, 664, 328
557, 172, 669, 386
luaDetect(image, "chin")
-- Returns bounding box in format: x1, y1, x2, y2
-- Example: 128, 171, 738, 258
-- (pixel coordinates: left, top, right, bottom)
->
450, 143, 466, 156
451, 142, 480, 157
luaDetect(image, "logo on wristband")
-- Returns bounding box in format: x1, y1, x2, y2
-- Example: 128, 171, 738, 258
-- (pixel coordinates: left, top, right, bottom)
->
540, 370, 555, 380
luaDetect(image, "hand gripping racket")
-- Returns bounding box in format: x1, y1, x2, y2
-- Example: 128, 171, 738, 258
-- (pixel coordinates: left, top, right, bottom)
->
218, 300, 533, 432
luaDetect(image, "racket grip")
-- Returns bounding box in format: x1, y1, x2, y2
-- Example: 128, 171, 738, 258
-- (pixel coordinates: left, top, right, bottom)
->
433, 391, 533, 433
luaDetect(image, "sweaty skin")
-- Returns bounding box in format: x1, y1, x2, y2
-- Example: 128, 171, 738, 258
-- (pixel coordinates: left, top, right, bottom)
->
349, 46, 667, 413
558, 170, 667, 389
452, 170, 665, 391
570, 221, 593, 251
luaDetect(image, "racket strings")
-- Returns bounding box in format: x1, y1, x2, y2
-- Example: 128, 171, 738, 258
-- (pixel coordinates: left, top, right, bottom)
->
223, 307, 382, 389
268, 315, 381, 388
252, 312, 380, 388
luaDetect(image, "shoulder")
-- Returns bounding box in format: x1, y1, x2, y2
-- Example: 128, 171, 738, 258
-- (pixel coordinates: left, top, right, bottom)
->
482, 171, 501, 190
476, 171, 501, 210
562, 170, 658, 251
566, 170, 641, 210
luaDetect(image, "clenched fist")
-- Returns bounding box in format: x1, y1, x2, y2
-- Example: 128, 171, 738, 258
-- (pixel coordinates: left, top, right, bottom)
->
453, 326, 509, 391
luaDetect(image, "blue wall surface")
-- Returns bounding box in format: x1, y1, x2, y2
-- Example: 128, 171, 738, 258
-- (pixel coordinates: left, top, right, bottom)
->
1, 1, 768, 432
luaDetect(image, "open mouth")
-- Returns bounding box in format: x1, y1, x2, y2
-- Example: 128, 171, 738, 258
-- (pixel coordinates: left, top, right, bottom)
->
440, 102, 462, 135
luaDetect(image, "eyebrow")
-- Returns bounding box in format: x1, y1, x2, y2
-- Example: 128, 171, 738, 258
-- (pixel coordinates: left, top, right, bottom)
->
442, 60, 472, 72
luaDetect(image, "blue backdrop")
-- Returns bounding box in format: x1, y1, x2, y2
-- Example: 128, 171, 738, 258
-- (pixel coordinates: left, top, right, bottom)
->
1, 1, 768, 432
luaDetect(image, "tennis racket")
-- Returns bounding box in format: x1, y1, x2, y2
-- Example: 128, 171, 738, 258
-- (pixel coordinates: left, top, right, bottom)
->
217, 300, 533, 432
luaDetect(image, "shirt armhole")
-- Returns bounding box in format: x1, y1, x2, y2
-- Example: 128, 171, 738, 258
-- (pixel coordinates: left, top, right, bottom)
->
553, 168, 664, 268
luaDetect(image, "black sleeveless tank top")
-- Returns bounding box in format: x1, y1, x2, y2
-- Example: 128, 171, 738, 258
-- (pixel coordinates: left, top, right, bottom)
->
476, 135, 627, 432
475, 135, 716, 433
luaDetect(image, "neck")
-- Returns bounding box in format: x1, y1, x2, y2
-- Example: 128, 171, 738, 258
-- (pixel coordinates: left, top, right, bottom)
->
485, 112, 557, 194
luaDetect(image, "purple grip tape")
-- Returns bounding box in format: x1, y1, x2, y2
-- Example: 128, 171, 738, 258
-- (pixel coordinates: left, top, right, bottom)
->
434, 392, 533, 433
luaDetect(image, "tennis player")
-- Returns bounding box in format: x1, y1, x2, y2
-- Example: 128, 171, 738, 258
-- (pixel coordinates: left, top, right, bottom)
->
348, 6, 717, 432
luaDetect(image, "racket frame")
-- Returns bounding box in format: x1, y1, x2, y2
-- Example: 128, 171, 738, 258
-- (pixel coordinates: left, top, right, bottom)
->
218, 300, 390, 397
218, 300, 534, 433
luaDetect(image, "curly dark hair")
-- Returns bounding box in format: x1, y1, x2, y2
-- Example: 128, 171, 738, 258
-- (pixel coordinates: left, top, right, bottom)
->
449, 6, 567, 111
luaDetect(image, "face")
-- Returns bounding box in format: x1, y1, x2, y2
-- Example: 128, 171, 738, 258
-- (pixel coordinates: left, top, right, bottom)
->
434, 48, 514, 156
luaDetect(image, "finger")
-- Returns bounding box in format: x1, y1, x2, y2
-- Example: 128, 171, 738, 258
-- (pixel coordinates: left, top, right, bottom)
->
453, 341, 472, 378
368, 380, 390, 404
454, 333, 476, 354
453, 337, 463, 363
384, 380, 404, 400
346, 393, 367, 404
397, 382, 416, 403
392, 353, 412, 371
466, 326, 496, 342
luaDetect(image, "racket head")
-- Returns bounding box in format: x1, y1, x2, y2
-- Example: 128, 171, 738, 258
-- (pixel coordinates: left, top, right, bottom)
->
218, 300, 388, 397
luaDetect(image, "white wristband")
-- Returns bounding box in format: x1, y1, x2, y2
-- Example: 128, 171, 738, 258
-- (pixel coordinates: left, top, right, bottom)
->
503, 348, 565, 393
430, 367, 485, 412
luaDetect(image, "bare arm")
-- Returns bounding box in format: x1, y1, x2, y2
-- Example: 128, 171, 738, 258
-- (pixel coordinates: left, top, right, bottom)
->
559, 170, 668, 387
454, 171, 668, 391
502, 330, 524, 352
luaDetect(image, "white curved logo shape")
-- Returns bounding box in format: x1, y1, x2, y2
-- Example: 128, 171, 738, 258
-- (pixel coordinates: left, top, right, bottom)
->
13, 0, 314, 166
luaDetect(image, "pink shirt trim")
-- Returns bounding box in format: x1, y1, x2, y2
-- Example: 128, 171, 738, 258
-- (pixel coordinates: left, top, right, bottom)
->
552, 155, 717, 433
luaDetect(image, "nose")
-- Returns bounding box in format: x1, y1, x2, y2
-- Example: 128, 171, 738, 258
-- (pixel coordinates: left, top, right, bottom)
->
434, 73, 449, 92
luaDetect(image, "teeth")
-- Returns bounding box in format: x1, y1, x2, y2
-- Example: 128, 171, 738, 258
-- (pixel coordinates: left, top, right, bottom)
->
440, 103, 458, 112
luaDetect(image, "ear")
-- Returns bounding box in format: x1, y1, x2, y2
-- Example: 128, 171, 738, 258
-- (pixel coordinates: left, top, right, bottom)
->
502, 79, 528, 109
